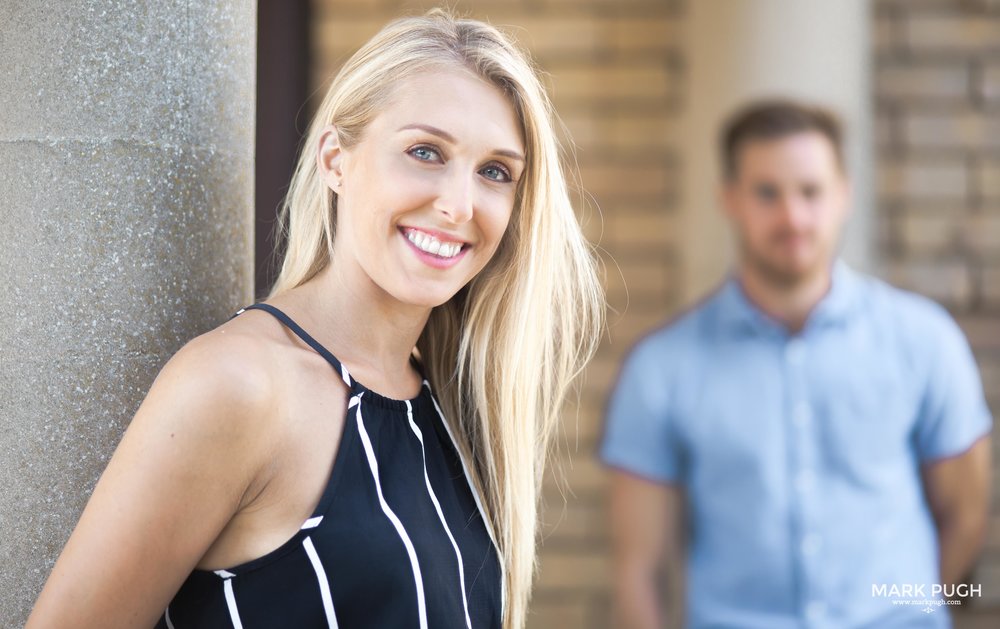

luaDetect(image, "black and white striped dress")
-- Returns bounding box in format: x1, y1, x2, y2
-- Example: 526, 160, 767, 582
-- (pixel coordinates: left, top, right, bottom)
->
156, 303, 504, 628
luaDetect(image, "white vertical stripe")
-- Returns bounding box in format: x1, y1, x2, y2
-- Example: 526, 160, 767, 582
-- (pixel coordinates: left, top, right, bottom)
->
355, 396, 428, 629
405, 400, 472, 629
164, 606, 175, 629
428, 386, 507, 617
340, 364, 351, 386
303, 536, 339, 629
221, 578, 244, 629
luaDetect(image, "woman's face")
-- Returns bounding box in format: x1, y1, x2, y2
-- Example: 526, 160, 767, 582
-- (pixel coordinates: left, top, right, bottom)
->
321, 69, 525, 309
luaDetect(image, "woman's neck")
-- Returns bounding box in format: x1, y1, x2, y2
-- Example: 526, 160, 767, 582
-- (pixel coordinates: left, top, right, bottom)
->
286, 257, 431, 397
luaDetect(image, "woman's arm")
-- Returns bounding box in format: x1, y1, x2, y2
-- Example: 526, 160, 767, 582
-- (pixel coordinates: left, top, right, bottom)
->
27, 330, 275, 629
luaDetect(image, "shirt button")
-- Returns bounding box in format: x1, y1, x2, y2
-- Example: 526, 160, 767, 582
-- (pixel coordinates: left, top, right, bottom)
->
785, 339, 806, 365
793, 402, 812, 427
802, 534, 822, 556
805, 601, 826, 620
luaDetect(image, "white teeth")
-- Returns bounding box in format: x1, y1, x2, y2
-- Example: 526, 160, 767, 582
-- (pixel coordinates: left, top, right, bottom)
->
406, 230, 463, 258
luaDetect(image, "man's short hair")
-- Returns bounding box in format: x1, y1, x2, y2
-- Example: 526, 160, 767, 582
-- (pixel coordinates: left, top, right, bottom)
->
721, 100, 844, 180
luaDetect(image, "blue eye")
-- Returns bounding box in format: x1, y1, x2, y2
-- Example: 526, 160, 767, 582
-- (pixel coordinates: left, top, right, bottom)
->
409, 146, 440, 162
481, 163, 511, 183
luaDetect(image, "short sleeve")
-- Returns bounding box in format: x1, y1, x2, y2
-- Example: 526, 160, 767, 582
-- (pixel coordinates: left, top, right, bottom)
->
914, 310, 993, 462
598, 338, 684, 484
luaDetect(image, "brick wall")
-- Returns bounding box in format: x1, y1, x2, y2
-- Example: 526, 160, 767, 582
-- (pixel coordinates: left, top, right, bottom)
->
309, 0, 1000, 626
875, 0, 1000, 623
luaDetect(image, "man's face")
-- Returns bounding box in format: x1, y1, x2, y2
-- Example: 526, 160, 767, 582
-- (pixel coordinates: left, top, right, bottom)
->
723, 131, 850, 287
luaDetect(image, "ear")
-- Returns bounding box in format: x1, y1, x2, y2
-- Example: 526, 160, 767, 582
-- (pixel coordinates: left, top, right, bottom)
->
317, 125, 345, 192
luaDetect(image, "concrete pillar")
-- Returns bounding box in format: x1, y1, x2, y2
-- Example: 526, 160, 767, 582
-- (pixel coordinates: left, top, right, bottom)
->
0, 2, 255, 623
680, 0, 873, 303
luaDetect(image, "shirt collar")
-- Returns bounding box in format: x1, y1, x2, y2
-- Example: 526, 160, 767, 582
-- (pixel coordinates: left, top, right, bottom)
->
716, 260, 859, 336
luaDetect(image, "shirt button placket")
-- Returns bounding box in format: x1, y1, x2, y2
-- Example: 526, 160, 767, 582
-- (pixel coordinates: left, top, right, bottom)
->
785, 337, 825, 628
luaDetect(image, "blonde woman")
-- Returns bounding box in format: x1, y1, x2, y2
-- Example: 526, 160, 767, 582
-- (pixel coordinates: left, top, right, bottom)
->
28, 9, 602, 629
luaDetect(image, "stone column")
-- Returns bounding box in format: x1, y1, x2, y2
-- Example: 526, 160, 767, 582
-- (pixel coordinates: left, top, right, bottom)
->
0, 1, 255, 623
680, 0, 873, 303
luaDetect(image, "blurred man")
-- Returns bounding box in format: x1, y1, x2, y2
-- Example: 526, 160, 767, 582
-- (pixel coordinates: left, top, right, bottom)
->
600, 101, 992, 629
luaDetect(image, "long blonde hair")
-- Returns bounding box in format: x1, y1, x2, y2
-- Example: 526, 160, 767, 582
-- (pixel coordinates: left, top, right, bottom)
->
268, 10, 603, 627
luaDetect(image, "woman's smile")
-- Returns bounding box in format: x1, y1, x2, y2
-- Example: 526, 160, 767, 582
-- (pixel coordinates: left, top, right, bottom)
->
399, 225, 470, 269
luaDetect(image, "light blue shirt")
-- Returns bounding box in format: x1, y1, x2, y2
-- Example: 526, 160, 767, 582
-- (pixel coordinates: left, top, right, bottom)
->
600, 263, 992, 629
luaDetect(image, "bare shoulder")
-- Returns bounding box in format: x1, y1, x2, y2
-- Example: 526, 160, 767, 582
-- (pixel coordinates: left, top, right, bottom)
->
141, 309, 290, 438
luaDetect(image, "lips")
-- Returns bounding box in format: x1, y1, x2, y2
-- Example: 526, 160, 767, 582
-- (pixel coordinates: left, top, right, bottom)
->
399, 226, 470, 269
400, 227, 468, 258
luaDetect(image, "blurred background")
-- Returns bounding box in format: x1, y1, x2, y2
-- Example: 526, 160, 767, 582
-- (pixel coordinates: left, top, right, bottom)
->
257, 0, 1000, 623
1, 0, 997, 626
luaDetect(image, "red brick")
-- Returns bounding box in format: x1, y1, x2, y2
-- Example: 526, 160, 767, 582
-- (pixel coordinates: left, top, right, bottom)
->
983, 62, 1000, 104
604, 17, 683, 55
957, 318, 1000, 354
499, 17, 600, 60
874, 13, 897, 57
982, 263, 1000, 310
587, 342, 623, 378
977, 160, 1000, 200
535, 548, 610, 592
540, 490, 607, 543
536, 0, 681, 10
952, 607, 1000, 627
878, 0, 970, 8
975, 355, 1000, 410
877, 62, 970, 102
885, 259, 974, 309
562, 111, 681, 156
558, 111, 601, 154
950, 0, 1000, 11
965, 561, 1000, 608
903, 110, 1000, 151
603, 253, 678, 310
316, 0, 535, 17
906, 15, 1000, 55
554, 396, 605, 443
606, 114, 680, 154
896, 210, 961, 254
314, 17, 386, 59
525, 599, 591, 629
962, 213, 1000, 256
548, 64, 680, 110
606, 209, 679, 249
314, 0, 394, 15
546, 445, 610, 494
877, 111, 896, 153
579, 162, 678, 205
879, 157, 969, 200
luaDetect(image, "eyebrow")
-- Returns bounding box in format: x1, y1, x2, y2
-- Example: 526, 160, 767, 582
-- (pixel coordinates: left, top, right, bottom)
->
397, 123, 525, 163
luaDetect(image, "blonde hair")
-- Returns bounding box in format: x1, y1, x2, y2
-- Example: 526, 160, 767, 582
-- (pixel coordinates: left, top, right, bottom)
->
268, 9, 603, 627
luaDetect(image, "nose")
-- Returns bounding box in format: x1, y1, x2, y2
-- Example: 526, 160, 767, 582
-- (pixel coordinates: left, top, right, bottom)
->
433, 168, 475, 224
777, 195, 812, 230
